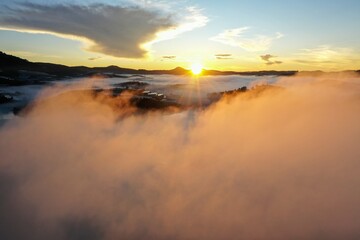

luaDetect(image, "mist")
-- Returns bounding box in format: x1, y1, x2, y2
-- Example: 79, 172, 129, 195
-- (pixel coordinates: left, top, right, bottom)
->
1, 74, 360, 240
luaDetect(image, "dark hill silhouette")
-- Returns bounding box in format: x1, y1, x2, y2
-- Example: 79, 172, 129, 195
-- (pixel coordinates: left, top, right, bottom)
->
0, 51, 300, 78
0, 51, 31, 67
0, 52, 91, 77
3, 51, 358, 81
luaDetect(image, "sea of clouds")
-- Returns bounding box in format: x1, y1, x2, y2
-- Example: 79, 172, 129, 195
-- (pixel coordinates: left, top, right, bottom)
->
1, 73, 360, 240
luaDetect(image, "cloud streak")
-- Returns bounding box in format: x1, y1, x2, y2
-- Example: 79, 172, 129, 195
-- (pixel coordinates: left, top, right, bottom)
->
211, 27, 283, 52
215, 54, 233, 60
0, 3, 208, 59
162, 55, 176, 59
88, 56, 102, 61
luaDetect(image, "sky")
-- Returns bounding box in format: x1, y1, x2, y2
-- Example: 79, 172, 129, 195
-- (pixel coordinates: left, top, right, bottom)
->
0, 0, 359, 71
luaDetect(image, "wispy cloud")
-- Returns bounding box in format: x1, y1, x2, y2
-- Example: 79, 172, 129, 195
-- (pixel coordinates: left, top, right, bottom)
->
149, 7, 209, 44
260, 54, 282, 65
0, 3, 208, 59
292, 45, 360, 70
295, 45, 353, 64
211, 27, 283, 52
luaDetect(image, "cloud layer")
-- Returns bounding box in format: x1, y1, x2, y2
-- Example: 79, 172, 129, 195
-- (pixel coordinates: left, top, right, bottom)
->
1, 74, 360, 239
211, 27, 283, 52
0, 2, 207, 58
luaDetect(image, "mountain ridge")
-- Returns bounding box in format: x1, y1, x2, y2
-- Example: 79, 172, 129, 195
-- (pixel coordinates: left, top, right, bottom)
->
1, 51, 359, 80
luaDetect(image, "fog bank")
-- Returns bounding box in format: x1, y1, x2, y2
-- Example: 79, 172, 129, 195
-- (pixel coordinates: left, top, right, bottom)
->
1, 74, 360, 240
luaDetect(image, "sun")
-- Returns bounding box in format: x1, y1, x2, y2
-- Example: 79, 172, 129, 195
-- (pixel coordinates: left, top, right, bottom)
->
190, 63, 203, 75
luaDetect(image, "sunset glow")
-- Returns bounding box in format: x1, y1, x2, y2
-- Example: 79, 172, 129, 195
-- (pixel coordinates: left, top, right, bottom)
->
0, 0, 358, 71
191, 63, 203, 75
1, 1, 360, 240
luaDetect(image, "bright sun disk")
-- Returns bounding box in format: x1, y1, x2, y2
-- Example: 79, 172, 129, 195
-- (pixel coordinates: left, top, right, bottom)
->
191, 63, 203, 75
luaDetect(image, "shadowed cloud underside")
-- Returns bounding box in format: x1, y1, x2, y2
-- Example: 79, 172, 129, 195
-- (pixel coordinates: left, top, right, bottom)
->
0, 3, 207, 58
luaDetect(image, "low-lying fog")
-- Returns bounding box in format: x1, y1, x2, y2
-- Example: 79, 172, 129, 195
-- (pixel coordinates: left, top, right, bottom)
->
0, 74, 276, 121
1, 73, 360, 240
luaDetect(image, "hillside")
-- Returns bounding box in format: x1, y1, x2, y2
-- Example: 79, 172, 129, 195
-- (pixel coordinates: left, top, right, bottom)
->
5, 51, 358, 84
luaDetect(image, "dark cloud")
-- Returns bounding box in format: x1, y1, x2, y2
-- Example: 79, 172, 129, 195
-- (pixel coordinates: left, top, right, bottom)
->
260, 54, 283, 65
0, 3, 175, 58
215, 54, 233, 60
215, 54, 232, 57
88, 57, 102, 61
216, 57, 233, 60
162, 56, 176, 59
260, 54, 274, 61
